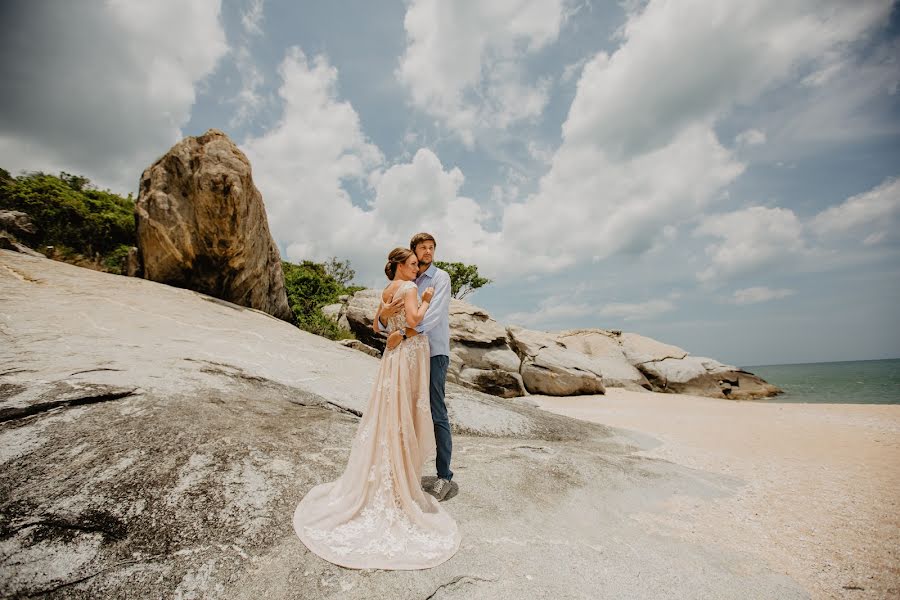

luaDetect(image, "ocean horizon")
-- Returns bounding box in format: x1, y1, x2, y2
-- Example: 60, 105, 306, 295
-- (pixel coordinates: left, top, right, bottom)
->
742, 358, 900, 405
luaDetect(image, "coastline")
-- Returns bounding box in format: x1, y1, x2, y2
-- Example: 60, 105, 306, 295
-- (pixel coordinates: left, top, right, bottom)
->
530, 389, 900, 599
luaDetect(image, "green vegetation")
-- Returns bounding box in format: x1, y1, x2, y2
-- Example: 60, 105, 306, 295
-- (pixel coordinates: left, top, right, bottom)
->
0, 169, 135, 273
1, 167, 364, 341
434, 260, 492, 299
282, 259, 363, 340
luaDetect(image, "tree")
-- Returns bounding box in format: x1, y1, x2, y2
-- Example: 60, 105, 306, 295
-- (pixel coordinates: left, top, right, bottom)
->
0, 169, 135, 258
282, 259, 362, 341
434, 261, 491, 300
324, 256, 356, 286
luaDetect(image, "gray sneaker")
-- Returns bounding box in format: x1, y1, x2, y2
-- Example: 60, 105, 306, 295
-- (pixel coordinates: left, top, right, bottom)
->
431, 478, 452, 501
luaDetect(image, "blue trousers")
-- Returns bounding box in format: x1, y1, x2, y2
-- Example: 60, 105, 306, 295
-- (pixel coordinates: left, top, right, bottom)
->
429, 355, 453, 481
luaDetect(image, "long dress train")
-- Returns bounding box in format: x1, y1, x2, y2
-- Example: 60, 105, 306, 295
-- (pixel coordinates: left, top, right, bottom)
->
293, 280, 460, 569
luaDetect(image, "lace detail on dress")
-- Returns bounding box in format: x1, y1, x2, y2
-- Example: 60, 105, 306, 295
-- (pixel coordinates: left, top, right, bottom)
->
385, 280, 418, 335
302, 439, 457, 561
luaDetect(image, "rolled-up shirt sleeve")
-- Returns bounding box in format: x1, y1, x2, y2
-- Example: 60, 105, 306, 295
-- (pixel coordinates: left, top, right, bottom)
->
415, 271, 450, 334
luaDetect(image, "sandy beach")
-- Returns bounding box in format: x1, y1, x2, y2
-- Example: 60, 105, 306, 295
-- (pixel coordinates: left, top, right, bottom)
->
531, 389, 900, 600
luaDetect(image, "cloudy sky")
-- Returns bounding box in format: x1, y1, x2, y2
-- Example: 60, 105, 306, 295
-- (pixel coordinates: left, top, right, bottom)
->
2, 0, 899, 366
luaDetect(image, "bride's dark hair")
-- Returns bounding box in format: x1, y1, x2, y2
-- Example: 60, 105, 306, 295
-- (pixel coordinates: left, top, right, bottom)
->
385, 247, 413, 280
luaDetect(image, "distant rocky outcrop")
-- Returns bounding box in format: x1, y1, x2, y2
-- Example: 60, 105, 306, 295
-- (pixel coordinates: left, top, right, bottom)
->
135, 129, 293, 323
619, 333, 780, 399
0, 211, 45, 257
324, 291, 780, 400
0, 210, 36, 239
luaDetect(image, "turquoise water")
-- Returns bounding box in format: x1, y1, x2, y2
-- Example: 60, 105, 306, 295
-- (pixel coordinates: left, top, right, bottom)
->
743, 358, 900, 404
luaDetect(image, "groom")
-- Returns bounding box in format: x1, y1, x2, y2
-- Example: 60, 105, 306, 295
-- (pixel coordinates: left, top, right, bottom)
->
376, 232, 454, 501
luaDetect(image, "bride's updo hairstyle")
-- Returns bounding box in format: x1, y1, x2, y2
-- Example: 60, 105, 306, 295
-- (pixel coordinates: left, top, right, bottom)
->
385, 247, 413, 280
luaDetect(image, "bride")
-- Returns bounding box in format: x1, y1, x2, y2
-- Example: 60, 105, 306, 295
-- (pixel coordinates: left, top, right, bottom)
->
293, 247, 461, 570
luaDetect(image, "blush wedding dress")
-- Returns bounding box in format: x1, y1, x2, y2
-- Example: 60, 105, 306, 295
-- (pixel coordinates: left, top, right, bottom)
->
293, 280, 460, 569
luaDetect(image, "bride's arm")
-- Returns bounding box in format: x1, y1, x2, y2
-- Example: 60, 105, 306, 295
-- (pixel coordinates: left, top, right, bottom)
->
403, 287, 430, 328
372, 301, 384, 333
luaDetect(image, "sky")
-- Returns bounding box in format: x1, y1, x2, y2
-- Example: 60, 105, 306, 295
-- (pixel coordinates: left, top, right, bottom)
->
2, 0, 899, 367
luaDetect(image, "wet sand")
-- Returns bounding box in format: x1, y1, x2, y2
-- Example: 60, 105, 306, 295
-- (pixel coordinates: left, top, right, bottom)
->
531, 389, 900, 599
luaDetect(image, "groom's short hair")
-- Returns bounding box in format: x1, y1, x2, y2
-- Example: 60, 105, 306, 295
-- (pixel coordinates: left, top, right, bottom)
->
410, 232, 436, 251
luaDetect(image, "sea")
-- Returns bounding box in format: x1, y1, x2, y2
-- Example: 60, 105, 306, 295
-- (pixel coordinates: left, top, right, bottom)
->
743, 358, 900, 405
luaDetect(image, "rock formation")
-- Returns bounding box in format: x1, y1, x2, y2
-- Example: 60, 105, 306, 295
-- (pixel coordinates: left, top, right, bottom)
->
326, 290, 780, 400
135, 129, 293, 323
0, 210, 45, 257
619, 333, 780, 399
0, 249, 807, 599
334, 292, 526, 398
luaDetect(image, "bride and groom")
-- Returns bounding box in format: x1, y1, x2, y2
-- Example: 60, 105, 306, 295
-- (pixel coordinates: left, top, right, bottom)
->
293, 233, 461, 569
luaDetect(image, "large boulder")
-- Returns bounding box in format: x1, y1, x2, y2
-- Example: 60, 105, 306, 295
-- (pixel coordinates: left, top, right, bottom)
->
557, 329, 651, 391
508, 327, 605, 396
618, 332, 689, 365
343, 289, 385, 350
449, 299, 508, 345
0, 233, 45, 258
340, 290, 526, 397
640, 356, 781, 399
135, 129, 293, 323
0, 210, 37, 239
619, 334, 780, 399
448, 300, 525, 397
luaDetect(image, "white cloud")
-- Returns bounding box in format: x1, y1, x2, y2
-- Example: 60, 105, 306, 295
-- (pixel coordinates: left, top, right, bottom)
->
229, 1, 270, 128
735, 129, 766, 146
561, 0, 892, 159
730, 287, 795, 305
812, 177, 900, 244
505, 295, 595, 328
229, 46, 266, 128
397, 0, 566, 146
241, 0, 264, 36
561, 57, 588, 83
489, 0, 891, 279
761, 36, 900, 154
243, 48, 500, 285
599, 299, 675, 321
369, 149, 499, 268
0, 0, 228, 194
242, 47, 383, 266
694, 206, 807, 283
500, 124, 744, 275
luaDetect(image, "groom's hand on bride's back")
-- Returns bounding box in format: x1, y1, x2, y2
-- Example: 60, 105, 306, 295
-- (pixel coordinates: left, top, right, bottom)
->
381, 297, 404, 320
386, 331, 403, 351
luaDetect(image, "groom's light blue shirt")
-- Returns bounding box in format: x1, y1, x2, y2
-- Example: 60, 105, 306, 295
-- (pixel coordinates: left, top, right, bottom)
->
376, 263, 451, 357
413, 264, 451, 358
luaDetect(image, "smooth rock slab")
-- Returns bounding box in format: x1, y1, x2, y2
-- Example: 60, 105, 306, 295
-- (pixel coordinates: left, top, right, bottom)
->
0, 250, 806, 598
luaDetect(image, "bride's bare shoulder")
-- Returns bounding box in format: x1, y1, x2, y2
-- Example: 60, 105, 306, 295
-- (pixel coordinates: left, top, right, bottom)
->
381, 281, 400, 303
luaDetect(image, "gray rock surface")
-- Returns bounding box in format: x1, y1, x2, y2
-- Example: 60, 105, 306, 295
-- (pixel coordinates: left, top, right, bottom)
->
342, 291, 527, 397
0, 210, 36, 238
338, 290, 778, 399
557, 329, 651, 391
447, 304, 525, 397
619, 334, 780, 399
508, 327, 606, 396
342, 288, 385, 350
0, 233, 46, 258
338, 338, 381, 359
0, 250, 806, 599
135, 129, 293, 323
